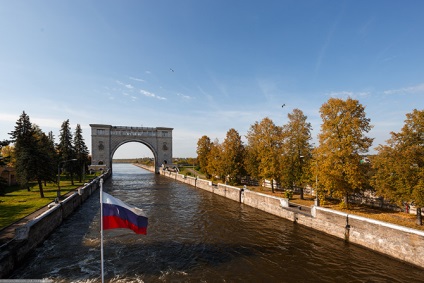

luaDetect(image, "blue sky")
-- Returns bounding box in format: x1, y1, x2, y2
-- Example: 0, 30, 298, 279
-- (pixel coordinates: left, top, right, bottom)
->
1, 0, 423, 158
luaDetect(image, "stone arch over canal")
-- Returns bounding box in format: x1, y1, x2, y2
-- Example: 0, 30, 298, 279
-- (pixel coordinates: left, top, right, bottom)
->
89, 124, 173, 173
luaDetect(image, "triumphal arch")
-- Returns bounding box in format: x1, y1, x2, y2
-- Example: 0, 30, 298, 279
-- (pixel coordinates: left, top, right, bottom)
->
89, 124, 173, 173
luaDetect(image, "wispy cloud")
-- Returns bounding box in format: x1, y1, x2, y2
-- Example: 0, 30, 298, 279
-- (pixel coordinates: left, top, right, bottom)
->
129, 76, 145, 82
315, 5, 345, 74
177, 93, 194, 100
140, 89, 167, 100
140, 89, 155, 97
383, 83, 424, 95
0, 113, 65, 129
327, 90, 370, 98
0, 113, 21, 123
116, 80, 134, 90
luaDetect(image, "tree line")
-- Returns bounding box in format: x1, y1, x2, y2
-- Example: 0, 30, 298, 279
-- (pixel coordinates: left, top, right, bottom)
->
196, 98, 423, 224
0, 111, 89, 198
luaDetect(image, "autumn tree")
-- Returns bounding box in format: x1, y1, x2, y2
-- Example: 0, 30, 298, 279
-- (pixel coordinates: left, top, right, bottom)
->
73, 124, 89, 182
281, 109, 313, 199
0, 139, 11, 191
206, 139, 224, 181
57, 119, 76, 185
196, 135, 213, 178
244, 144, 260, 183
221, 128, 245, 185
315, 98, 373, 207
372, 109, 424, 224
0, 140, 11, 166
246, 117, 283, 193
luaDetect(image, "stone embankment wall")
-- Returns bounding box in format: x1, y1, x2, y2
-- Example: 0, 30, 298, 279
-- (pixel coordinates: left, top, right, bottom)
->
154, 168, 424, 269
0, 171, 111, 278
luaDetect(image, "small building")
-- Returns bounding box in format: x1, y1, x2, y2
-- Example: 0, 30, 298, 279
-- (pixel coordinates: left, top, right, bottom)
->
0, 166, 17, 186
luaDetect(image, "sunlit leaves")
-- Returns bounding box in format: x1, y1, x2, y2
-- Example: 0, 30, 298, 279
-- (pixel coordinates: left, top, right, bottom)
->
196, 135, 212, 178
246, 117, 282, 192
315, 98, 373, 201
280, 109, 313, 194
221, 129, 245, 185
372, 109, 424, 208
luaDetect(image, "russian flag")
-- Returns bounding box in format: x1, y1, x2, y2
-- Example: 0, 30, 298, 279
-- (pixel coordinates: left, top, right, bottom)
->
102, 192, 148, 234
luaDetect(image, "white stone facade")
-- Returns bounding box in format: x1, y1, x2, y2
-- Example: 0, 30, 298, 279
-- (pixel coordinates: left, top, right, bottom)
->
90, 124, 173, 173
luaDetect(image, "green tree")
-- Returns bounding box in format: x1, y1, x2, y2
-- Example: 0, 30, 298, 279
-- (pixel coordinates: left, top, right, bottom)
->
221, 128, 245, 185
281, 109, 313, 199
32, 125, 57, 196
315, 98, 373, 207
57, 119, 76, 185
9, 112, 39, 193
196, 135, 212, 178
73, 124, 89, 183
372, 109, 424, 224
246, 117, 283, 193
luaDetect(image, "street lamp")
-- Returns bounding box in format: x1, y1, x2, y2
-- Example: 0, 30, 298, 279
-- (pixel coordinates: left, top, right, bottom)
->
57, 159, 78, 200
299, 155, 304, 200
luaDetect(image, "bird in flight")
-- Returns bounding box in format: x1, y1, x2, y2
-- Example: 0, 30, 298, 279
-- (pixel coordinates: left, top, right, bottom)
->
170, 68, 174, 72
282, 104, 285, 108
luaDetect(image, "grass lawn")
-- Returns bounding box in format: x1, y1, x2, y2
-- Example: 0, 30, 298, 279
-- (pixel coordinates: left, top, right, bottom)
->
0, 175, 97, 230
177, 167, 206, 179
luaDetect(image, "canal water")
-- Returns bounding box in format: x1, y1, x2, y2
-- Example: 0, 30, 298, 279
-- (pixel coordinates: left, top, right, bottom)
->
11, 164, 424, 282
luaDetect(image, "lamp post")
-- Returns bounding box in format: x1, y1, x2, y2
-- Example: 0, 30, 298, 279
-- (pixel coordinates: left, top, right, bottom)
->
57, 159, 78, 200
299, 154, 304, 200
312, 144, 320, 207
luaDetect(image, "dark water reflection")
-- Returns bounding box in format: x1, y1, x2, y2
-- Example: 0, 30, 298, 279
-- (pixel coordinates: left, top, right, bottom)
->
11, 164, 424, 282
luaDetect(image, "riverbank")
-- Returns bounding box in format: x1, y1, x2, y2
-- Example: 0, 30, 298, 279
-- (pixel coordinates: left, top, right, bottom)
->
0, 170, 111, 278
135, 164, 424, 269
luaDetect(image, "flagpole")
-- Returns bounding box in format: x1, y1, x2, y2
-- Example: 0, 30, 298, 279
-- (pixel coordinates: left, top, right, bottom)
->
100, 178, 104, 283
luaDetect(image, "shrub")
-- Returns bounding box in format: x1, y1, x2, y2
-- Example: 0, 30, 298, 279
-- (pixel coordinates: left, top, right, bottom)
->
284, 190, 293, 199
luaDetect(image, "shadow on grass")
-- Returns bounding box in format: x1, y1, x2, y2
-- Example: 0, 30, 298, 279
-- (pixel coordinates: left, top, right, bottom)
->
0, 202, 34, 228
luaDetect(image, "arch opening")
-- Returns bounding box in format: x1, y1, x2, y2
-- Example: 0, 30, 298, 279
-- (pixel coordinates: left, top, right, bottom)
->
112, 141, 156, 170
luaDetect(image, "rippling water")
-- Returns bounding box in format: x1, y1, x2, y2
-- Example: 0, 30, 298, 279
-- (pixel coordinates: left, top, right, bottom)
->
11, 164, 424, 282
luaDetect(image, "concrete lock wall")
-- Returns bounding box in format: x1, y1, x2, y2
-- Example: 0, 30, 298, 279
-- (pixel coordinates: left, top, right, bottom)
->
156, 168, 424, 269
0, 171, 111, 278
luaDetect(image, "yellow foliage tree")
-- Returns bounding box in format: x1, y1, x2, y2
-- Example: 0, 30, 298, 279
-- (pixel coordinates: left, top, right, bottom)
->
246, 117, 282, 193
1, 144, 15, 167
206, 139, 224, 181
221, 129, 245, 185
372, 109, 424, 224
281, 109, 313, 199
315, 98, 373, 207
196, 135, 212, 178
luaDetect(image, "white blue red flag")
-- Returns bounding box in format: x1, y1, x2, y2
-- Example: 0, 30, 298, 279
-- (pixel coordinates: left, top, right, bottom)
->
101, 192, 148, 234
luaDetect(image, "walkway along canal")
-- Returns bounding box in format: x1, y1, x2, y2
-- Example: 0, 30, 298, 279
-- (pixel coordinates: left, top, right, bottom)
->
10, 164, 424, 282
